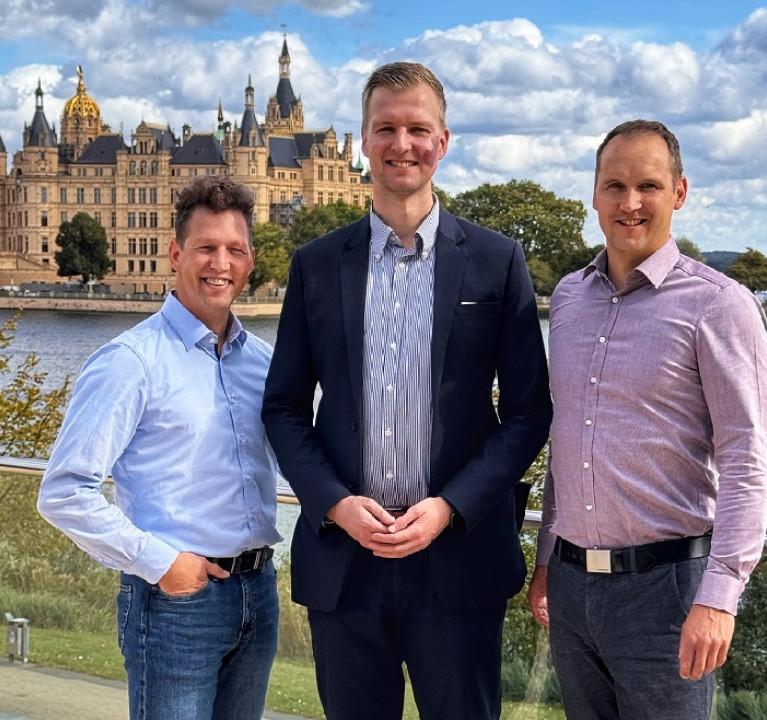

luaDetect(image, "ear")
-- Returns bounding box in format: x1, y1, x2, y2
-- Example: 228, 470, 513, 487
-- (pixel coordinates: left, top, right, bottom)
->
674, 176, 688, 211
169, 238, 182, 273
438, 127, 450, 160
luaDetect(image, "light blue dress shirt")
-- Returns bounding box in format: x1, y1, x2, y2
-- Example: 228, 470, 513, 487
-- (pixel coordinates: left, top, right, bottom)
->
38, 293, 282, 584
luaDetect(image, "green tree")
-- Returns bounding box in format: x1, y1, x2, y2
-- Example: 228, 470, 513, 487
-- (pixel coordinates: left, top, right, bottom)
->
54, 212, 110, 287
0, 313, 70, 472
250, 222, 291, 289
724, 248, 767, 292
289, 200, 367, 250
526, 257, 558, 296
449, 180, 587, 277
675, 236, 703, 261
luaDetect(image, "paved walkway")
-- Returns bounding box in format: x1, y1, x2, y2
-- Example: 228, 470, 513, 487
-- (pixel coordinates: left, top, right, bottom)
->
0, 661, 308, 720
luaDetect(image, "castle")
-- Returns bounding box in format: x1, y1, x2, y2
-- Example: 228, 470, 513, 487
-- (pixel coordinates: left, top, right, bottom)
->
0, 38, 372, 293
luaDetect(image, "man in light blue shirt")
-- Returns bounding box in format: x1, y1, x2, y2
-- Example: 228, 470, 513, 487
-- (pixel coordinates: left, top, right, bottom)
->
38, 176, 281, 720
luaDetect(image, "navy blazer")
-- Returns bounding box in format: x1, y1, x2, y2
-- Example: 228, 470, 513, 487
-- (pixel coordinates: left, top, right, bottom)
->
262, 208, 552, 611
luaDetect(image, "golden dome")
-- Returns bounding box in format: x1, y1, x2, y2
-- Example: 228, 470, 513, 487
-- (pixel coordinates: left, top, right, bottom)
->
63, 65, 100, 119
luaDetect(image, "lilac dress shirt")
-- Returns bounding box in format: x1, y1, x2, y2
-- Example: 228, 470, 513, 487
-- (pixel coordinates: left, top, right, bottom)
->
537, 238, 767, 615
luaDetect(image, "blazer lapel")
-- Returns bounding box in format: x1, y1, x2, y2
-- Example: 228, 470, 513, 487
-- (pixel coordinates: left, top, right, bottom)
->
431, 210, 467, 408
340, 217, 371, 417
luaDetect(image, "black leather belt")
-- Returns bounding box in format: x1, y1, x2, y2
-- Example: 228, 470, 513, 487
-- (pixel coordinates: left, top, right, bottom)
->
207, 546, 273, 574
554, 534, 711, 574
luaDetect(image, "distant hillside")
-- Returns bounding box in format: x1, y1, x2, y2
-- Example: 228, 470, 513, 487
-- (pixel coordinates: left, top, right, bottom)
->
702, 250, 740, 272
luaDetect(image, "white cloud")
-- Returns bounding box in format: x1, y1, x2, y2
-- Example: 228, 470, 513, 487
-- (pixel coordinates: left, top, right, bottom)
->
0, 8, 766, 253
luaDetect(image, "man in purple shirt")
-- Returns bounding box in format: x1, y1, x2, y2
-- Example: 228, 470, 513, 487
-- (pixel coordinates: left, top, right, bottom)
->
528, 119, 767, 719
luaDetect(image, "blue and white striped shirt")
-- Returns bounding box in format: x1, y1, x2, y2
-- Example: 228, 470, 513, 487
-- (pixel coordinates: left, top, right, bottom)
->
362, 200, 440, 506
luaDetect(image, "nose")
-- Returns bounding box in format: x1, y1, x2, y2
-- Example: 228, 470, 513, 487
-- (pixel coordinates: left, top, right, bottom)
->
391, 128, 411, 153
209, 247, 230, 271
619, 188, 642, 213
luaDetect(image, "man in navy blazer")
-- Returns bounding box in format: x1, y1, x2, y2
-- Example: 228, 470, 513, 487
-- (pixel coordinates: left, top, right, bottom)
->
262, 62, 551, 720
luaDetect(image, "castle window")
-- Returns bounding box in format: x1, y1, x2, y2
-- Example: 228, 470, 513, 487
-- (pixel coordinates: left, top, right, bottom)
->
60, 188, 67, 203
94, 188, 101, 204
41, 211, 48, 227
128, 260, 135, 272
111, 211, 117, 228
150, 238, 158, 255
139, 212, 147, 228
61, 211, 68, 223
129, 161, 136, 175
41, 237, 48, 253
317, 166, 323, 180
150, 212, 158, 228
94, 211, 102, 225
139, 238, 148, 255
149, 188, 157, 204
111, 238, 117, 255
127, 212, 136, 228
128, 238, 137, 254
128, 188, 136, 204
150, 161, 158, 176
140, 161, 147, 175
328, 168, 334, 181
139, 188, 147, 204
339, 170, 344, 182
111, 188, 117, 203
150, 260, 157, 273
77, 188, 85, 204
139, 260, 146, 273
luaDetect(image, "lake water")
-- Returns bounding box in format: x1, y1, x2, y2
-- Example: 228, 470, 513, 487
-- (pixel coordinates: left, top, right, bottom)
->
1, 308, 548, 557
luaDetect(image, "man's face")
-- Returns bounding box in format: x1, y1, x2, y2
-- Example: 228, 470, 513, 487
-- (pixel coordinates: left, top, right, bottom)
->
170, 207, 253, 332
593, 132, 687, 266
361, 82, 449, 203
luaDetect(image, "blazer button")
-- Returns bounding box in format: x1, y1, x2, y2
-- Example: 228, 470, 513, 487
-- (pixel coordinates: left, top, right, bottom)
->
351, 422, 358, 431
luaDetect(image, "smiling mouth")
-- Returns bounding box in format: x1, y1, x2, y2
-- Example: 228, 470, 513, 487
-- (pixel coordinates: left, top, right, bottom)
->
388, 160, 417, 168
204, 277, 231, 287
618, 219, 646, 227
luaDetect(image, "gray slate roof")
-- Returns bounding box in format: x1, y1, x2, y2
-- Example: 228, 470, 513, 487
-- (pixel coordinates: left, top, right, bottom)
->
171, 134, 225, 165
76, 135, 128, 164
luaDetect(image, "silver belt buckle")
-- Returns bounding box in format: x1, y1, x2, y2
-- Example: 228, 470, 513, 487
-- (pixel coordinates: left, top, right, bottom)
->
586, 549, 612, 573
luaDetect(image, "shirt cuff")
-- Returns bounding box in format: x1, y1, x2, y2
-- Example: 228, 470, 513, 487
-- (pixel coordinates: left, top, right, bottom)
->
693, 560, 746, 616
126, 535, 180, 585
535, 527, 557, 566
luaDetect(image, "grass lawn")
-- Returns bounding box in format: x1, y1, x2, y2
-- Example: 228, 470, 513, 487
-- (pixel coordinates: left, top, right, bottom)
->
27, 628, 563, 719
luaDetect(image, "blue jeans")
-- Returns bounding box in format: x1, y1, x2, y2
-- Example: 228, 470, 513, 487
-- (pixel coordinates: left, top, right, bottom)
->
547, 552, 714, 720
117, 562, 279, 720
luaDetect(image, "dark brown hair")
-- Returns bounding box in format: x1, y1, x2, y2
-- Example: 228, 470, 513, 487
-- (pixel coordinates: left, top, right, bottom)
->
174, 177, 254, 244
596, 119, 684, 182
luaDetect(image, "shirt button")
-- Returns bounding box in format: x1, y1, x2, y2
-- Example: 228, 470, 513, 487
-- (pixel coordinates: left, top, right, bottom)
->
585, 419, 593, 426
385, 428, 392, 437
599, 336, 606, 343
394, 302, 401, 309
612, 297, 619, 304
583, 461, 590, 468
586, 505, 593, 511
399, 262, 406, 268
590, 377, 597, 384
386, 471, 394, 479
386, 385, 393, 392
390, 342, 396, 349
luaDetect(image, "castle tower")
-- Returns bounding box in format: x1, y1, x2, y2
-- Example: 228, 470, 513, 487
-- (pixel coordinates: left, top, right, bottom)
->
265, 36, 304, 135
60, 66, 102, 159
23, 80, 57, 148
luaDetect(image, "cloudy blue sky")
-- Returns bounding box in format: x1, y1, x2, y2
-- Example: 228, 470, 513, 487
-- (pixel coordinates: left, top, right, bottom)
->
1, 0, 766, 252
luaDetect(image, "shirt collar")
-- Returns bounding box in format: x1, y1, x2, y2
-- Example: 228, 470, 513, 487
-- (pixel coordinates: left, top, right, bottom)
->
161, 292, 245, 352
369, 196, 440, 262
583, 236, 680, 290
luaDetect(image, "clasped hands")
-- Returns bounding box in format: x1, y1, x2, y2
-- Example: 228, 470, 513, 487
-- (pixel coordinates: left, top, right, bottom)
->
326, 495, 452, 558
